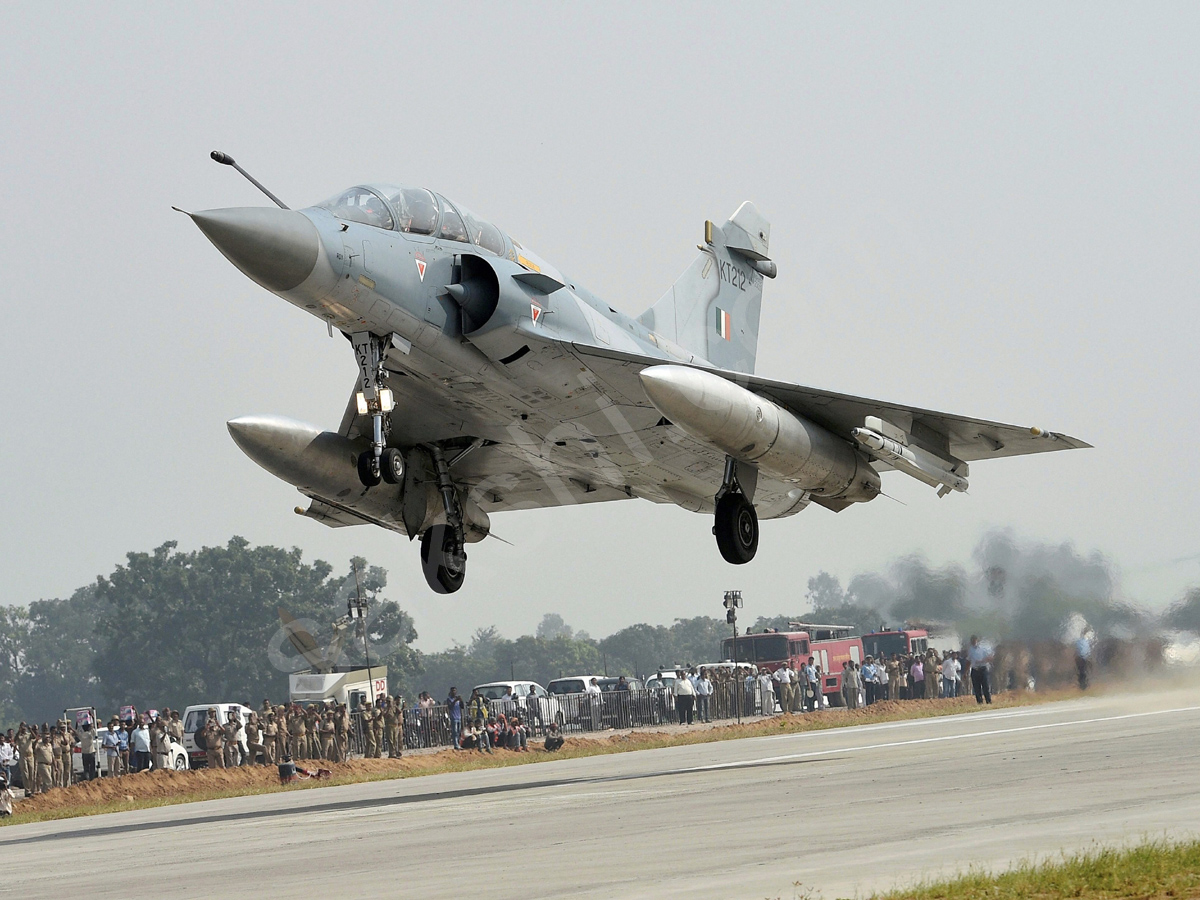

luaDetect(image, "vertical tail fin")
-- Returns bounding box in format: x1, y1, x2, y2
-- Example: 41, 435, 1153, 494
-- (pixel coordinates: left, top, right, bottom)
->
637, 201, 775, 375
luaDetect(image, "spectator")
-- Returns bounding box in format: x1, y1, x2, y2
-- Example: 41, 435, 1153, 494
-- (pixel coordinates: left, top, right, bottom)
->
0, 735, 16, 787
467, 689, 489, 727
804, 657, 820, 712
508, 716, 529, 751
1075, 628, 1094, 690
525, 686, 545, 736
909, 657, 925, 701
862, 657, 877, 706
673, 668, 696, 724
0, 773, 12, 817
543, 722, 564, 752
446, 687, 464, 750
696, 668, 713, 723
844, 661, 861, 709
878, 656, 891, 701
76, 720, 98, 780
757, 668, 775, 714
130, 720, 152, 772
967, 635, 994, 704
16, 725, 35, 794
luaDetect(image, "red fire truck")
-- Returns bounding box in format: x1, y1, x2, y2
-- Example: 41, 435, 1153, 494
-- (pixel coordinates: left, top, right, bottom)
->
860, 628, 929, 661
720, 623, 865, 707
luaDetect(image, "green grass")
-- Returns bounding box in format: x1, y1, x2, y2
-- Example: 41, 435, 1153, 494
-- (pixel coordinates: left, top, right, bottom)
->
867, 839, 1200, 900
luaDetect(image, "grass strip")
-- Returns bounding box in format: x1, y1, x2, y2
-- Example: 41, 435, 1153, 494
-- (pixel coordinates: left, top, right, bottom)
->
4, 689, 1075, 828
866, 839, 1200, 900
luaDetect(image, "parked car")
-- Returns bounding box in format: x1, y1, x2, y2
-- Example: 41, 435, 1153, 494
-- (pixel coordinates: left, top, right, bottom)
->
546, 675, 606, 729
473, 680, 564, 727
181, 703, 257, 768
74, 726, 189, 777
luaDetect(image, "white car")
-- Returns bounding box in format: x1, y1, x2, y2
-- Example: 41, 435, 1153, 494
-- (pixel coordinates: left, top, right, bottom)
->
473, 681, 564, 727
75, 726, 189, 776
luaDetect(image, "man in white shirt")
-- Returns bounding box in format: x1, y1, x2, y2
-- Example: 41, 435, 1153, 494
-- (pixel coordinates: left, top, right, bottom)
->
967, 636, 994, 704
673, 669, 696, 725
695, 668, 713, 723
757, 669, 775, 715
942, 652, 961, 698
775, 664, 793, 713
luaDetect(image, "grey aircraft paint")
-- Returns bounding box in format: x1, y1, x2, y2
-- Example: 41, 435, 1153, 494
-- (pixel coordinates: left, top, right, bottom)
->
190, 176, 1088, 593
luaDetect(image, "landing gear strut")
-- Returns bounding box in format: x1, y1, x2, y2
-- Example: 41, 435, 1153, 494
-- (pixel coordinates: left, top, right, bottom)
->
714, 457, 759, 565
352, 332, 401, 487
419, 445, 468, 594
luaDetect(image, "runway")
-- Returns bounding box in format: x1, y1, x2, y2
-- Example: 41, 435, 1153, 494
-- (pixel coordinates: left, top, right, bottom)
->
4, 685, 1199, 899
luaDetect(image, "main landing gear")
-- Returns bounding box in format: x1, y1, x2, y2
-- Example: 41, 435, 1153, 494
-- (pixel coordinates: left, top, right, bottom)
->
714, 457, 759, 565
420, 446, 468, 593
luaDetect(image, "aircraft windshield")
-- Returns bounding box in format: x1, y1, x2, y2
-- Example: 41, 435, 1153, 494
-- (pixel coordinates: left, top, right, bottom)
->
381, 186, 439, 235
319, 187, 394, 230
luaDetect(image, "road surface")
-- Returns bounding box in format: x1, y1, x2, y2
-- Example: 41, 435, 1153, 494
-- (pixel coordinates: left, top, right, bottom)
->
3, 685, 1198, 899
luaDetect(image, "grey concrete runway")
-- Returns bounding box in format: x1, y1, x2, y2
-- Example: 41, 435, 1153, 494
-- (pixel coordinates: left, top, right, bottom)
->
4, 686, 1199, 899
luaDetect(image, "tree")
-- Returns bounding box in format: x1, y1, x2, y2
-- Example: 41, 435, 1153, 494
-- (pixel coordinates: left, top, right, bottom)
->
806, 571, 846, 608
12, 585, 108, 723
535, 613, 573, 641
1165, 588, 1200, 634
92, 538, 418, 714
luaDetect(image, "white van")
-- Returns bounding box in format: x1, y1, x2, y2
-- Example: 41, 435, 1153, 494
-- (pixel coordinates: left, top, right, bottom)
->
181, 703, 257, 768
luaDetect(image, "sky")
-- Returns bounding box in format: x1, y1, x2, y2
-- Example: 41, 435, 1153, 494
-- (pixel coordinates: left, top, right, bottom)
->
1, 4, 1198, 650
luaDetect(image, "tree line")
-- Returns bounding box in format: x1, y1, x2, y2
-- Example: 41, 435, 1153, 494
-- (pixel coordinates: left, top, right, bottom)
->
3, 530, 1189, 728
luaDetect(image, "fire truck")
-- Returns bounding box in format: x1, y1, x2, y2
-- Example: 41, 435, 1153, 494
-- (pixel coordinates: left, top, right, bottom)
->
720, 623, 865, 707
860, 628, 929, 660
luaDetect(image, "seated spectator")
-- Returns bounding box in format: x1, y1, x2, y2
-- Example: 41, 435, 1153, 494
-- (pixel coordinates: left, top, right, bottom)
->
0, 775, 11, 817
474, 717, 491, 754
485, 717, 499, 750
460, 721, 479, 751
508, 716, 529, 752
543, 723, 564, 752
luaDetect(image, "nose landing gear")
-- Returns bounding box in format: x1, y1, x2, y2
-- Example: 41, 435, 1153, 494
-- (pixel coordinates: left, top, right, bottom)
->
713, 457, 759, 565
352, 332, 402, 488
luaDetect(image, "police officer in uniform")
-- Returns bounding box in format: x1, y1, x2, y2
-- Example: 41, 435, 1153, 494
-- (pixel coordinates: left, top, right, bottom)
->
360, 701, 378, 758
34, 731, 56, 792
15, 725, 35, 796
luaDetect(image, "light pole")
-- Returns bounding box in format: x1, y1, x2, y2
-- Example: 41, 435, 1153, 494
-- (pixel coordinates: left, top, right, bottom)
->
724, 590, 743, 724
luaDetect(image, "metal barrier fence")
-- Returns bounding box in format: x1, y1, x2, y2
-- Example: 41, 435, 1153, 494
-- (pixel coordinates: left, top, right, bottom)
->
331, 685, 791, 755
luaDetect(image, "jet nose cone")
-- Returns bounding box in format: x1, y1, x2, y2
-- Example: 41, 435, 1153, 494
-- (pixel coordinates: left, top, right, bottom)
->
191, 207, 320, 292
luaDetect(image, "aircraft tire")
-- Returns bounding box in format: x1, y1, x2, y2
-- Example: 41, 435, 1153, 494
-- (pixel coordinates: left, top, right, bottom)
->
380, 447, 404, 485
420, 524, 467, 594
357, 451, 381, 488
714, 492, 758, 564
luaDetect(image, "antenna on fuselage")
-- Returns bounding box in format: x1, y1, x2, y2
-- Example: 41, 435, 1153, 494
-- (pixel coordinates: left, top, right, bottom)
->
210, 150, 290, 210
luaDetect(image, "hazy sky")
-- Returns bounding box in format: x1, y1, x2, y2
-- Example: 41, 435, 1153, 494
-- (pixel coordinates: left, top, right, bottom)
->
2, 4, 1197, 650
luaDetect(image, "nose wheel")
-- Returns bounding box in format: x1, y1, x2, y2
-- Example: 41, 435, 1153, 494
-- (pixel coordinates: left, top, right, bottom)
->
352, 331, 401, 488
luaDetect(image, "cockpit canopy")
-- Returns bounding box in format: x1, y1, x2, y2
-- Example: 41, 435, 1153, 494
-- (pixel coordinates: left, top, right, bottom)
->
316, 184, 509, 257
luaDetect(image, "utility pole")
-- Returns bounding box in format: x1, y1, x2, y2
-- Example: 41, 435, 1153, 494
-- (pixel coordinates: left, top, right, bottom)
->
350, 562, 375, 705
724, 590, 743, 724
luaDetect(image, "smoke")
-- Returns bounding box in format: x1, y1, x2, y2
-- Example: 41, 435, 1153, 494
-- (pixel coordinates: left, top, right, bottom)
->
839, 528, 1147, 643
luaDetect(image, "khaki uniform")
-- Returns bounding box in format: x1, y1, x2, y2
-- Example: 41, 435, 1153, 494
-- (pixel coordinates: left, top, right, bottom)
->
320, 718, 335, 760
205, 723, 225, 769
34, 739, 55, 792
361, 705, 377, 758
15, 730, 36, 795
384, 703, 401, 758
288, 713, 307, 759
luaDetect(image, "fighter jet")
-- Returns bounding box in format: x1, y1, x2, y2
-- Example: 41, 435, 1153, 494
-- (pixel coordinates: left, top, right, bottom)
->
187, 152, 1088, 594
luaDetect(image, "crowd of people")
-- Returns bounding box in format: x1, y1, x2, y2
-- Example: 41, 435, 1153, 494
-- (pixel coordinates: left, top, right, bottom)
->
0, 636, 1006, 805
658, 635, 998, 721
1, 710, 187, 798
